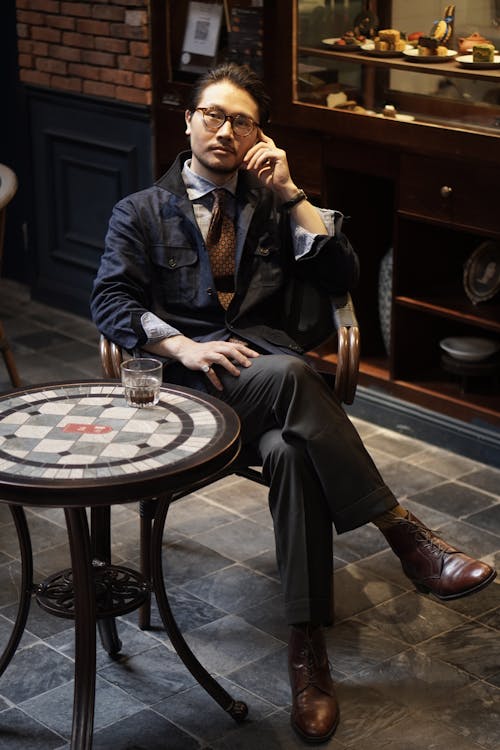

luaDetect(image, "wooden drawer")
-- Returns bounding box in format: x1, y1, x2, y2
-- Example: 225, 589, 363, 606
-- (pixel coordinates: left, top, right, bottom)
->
399, 154, 499, 235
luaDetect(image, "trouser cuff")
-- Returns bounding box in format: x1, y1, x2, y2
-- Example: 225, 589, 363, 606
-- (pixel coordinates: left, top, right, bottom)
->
285, 596, 333, 626
334, 485, 397, 534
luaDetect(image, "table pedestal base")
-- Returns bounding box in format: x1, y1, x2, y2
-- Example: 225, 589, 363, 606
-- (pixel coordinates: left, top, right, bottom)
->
36, 562, 151, 619
2, 500, 248, 749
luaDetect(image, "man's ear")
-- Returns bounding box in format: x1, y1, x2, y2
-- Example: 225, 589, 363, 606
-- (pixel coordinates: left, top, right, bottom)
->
185, 109, 192, 135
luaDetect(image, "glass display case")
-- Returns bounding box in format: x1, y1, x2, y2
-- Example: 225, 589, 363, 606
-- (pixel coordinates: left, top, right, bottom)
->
149, 1, 500, 434
264, 1, 500, 432
296, 0, 500, 135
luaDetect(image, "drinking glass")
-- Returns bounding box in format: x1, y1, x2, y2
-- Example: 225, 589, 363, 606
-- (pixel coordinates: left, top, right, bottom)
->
120, 358, 163, 407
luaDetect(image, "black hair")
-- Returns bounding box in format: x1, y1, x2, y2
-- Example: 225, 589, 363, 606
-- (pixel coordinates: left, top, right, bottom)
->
188, 62, 271, 126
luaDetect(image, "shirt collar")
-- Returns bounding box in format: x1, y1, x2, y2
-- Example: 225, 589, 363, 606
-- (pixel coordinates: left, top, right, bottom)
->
182, 159, 238, 200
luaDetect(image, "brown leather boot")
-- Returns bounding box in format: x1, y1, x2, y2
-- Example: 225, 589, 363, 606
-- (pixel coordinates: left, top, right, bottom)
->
384, 511, 496, 600
288, 624, 339, 743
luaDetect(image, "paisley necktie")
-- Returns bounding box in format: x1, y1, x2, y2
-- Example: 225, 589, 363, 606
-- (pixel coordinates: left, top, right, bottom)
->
206, 188, 235, 309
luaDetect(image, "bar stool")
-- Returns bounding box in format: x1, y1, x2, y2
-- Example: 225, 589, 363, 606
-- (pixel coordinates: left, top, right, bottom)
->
0, 163, 21, 388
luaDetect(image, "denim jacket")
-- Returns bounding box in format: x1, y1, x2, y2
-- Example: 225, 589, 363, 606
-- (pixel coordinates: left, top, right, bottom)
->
91, 152, 359, 376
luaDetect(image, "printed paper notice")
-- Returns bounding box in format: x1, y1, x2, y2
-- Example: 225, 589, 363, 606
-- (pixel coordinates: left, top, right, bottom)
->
182, 2, 223, 58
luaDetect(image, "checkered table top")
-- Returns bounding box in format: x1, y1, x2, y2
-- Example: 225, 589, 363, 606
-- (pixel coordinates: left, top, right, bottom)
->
0, 383, 239, 498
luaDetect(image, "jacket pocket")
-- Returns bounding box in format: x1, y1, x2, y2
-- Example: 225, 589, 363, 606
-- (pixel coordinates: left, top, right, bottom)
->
251, 240, 284, 289
150, 244, 198, 304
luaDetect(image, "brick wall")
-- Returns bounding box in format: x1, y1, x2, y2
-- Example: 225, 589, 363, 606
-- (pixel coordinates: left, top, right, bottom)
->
16, 0, 152, 106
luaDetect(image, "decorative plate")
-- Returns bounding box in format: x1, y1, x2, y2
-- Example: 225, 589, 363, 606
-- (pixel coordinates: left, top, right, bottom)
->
402, 48, 457, 63
439, 337, 500, 362
456, 54, 500, 69
360, 43, 411, 58
463, 240, 500, 304
321, 38, 362, 52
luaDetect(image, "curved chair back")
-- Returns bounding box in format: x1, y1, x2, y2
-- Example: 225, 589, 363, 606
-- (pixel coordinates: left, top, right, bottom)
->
0, 164, 18, 249
0, 164, 21, 388
99, 306, 360, 407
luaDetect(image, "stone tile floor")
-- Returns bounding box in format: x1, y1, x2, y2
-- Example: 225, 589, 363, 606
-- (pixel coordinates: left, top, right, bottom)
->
0, 279, 499, 749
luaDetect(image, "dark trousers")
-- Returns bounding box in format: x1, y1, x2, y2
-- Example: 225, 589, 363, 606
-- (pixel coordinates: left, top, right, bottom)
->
210, 355, 397, 624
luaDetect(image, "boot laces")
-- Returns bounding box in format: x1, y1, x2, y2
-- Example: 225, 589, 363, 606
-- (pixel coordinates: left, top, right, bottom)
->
298, 632, 330, 693
409, 523, 454, 557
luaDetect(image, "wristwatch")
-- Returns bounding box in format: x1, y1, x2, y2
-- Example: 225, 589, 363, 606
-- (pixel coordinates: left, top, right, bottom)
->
281, 189, 308, 211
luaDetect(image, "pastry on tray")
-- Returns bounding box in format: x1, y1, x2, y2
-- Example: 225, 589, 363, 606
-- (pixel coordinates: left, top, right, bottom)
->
340, 30, 364, 46
373, 29, 406, 52
418, 36, 448, 56
472, 43, 495, 63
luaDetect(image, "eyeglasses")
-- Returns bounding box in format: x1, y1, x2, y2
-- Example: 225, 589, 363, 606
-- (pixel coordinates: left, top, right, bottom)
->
195, 107, 258, 137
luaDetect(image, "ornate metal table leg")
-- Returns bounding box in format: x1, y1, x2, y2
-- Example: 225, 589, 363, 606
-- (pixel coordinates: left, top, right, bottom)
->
0, 505, 33, 677
138, 498, 156, 630
91, 507, 122, 656
151, 494, 248, 724
64, 508, 96, 750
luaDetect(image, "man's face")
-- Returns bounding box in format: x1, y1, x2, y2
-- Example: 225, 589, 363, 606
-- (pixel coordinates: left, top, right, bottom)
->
185, 80, 260, 182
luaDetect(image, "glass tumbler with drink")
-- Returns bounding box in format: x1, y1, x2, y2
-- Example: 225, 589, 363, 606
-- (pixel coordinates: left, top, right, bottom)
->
120, 358, 163, 407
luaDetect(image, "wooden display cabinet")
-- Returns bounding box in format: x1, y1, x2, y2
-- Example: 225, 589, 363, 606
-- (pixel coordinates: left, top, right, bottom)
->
264, 0, 500, 431
149, 1, 500, 437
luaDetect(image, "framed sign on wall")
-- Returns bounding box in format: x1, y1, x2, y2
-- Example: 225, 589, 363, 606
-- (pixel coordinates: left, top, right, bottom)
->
179, 2, 224, 75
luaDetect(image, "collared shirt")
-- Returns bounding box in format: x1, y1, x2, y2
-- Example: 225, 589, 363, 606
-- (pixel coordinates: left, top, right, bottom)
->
181, 159, 342, 258
141, 160, 343, 343
183, 159, 238, 241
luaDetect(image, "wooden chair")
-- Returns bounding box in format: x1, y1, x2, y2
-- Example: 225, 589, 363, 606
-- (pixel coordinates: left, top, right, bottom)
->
96, 295, 360, 635
0, 164, 21, 388
100, 294, 360, 405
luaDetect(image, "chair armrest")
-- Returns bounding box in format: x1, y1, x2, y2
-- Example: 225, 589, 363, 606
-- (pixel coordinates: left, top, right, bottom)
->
99, 335, 124, 378
331, 293, 360, 406
331, 293, 359, 330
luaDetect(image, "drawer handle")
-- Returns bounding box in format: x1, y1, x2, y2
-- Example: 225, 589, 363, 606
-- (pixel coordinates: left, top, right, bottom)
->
440, 185, 453, 198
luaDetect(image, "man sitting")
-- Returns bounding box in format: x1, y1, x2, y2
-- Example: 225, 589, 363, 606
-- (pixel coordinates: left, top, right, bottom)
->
91, 62, 496, 744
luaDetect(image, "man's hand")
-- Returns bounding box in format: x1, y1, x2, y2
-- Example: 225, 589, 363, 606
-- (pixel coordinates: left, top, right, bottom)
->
147, 336, 259, 392
243, 133, 327, 235
243, 132, 297, 199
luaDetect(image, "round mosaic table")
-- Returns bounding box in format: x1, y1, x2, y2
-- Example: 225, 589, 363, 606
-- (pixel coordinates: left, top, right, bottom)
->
0, 381, 243, 750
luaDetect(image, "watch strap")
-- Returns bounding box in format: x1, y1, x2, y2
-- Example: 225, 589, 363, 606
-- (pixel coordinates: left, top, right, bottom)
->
281, 189, 307, 211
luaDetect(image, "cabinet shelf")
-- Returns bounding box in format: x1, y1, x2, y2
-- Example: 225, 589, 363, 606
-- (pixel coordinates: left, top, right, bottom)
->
297, 41, 500, 134
299, 45, 500, 82
393, 375, 500, 425
395, 295, 500, 333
